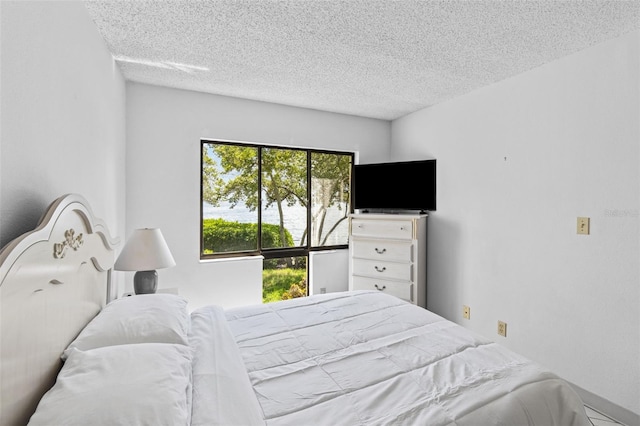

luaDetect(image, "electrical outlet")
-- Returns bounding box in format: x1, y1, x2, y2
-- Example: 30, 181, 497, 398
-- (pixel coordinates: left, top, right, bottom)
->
577, 217, 590, 235
497, 321, 507, 337
463, 305, 470, 320
320, 287, 326, 294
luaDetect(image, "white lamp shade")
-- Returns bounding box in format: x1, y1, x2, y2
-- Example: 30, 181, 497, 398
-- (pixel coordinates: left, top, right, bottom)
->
114, 228, 176, 271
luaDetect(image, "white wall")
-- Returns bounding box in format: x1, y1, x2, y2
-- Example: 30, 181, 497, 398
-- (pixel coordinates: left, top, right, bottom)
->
392, 31, 639, 420
125, 83, 390, 310
0, 1, 127, 298
309, 250, 350, 295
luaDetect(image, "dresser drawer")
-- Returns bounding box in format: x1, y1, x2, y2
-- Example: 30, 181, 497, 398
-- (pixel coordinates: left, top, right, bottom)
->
352, 276, 413, 303
351, 218, 413, 240
352, 258, 412, 281
351, 238, 413, 262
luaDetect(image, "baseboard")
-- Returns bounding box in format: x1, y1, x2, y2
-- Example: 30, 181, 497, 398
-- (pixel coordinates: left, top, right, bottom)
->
570, 382, 639, 426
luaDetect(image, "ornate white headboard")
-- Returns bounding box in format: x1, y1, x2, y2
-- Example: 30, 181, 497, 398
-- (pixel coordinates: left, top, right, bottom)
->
0, 194, 119, 426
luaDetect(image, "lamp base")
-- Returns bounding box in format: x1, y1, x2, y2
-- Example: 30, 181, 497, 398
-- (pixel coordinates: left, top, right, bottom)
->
134, 270, 158, 294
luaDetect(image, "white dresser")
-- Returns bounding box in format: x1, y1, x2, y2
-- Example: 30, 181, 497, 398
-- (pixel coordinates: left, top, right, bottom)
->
349, 213, 428, 308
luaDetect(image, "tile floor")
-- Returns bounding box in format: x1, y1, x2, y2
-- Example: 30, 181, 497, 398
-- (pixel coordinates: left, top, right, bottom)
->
585, 406, 624, 426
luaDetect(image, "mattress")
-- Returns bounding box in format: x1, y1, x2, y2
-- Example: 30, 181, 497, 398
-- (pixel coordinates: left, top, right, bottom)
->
190, 290, 590, 426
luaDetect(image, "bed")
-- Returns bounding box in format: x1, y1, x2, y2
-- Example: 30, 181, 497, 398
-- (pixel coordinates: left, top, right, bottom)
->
0, 194, 591, 426
0, 193, 120, 426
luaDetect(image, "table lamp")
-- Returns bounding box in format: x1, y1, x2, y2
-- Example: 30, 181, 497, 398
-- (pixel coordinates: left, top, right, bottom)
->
114, 228, 176, 294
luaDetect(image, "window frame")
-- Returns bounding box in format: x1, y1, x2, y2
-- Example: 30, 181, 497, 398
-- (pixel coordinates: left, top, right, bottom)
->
200, 139, 354, 260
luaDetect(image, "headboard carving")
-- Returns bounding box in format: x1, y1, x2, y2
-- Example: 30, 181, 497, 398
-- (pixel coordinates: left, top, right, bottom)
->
53, 229, 84, 259
0, 194, 120, 426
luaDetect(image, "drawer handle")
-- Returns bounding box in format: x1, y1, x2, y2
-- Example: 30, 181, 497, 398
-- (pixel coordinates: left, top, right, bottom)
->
374, 284, 386, 291
374, 266, 386, 272
374, 248, 386, 254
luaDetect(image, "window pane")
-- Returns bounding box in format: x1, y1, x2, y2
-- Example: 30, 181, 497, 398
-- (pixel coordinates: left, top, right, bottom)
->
261, 147, 307, 249
201, 140, 352, 261
201, 143, 259, 255
262, 256, 307, 303
310, 152, 352, 247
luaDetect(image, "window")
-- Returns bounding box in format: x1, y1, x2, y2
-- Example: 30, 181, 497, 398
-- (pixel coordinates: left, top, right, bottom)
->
201, 140, 354, 301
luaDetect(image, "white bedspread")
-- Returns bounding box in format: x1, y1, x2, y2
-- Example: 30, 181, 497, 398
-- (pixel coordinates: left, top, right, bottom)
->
191, 291, 590, 426
190, 306, 265, 426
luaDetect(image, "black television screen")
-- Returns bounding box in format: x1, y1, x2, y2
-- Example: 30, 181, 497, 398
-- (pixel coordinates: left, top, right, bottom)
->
353, 159, 436, 212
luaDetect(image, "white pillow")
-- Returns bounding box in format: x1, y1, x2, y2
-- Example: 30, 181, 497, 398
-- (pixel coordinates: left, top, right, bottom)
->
29, 343, 192, 426
63, 293, 189, 360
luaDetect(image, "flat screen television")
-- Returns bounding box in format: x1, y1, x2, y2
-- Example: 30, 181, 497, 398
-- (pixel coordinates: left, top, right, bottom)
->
353, 159, 436, 212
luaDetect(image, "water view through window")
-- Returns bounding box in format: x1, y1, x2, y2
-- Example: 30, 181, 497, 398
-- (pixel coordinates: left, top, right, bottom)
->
201, 141, 353, 302
203, 201, 348, 247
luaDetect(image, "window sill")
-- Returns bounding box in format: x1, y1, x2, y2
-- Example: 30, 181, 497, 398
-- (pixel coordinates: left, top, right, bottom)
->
199, 255, 265, 264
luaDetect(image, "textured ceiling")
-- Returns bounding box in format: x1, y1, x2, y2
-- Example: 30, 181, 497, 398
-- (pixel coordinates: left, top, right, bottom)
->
84, 1, 640, 120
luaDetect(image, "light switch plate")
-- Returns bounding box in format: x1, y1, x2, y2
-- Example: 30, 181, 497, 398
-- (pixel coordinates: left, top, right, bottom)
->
577, 217, 590, 235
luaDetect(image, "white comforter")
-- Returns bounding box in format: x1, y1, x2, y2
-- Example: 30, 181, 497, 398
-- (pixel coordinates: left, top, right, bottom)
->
190, 291, 590, 426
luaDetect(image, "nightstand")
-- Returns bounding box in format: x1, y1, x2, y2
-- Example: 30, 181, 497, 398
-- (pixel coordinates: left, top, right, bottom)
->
121, 287, 179, 298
